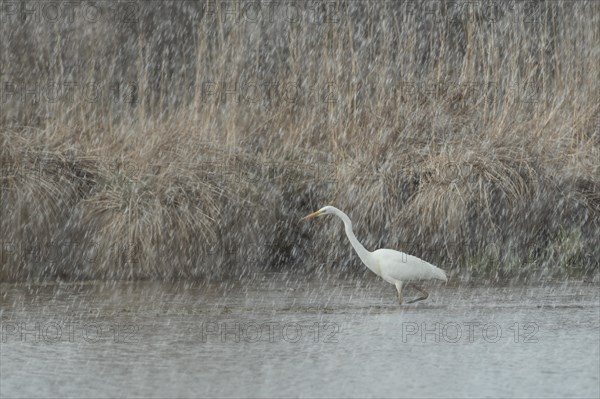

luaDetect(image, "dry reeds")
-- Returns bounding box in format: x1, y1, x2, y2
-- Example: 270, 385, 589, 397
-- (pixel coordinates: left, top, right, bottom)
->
1, 1, 598, 282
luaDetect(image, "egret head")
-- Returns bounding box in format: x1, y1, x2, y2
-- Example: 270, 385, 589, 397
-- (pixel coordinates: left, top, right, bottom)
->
302, 206, 334, 220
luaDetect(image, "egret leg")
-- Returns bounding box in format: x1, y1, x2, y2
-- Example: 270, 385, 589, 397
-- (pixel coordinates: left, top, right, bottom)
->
406, 284, 429, 304
395, 281, 403, 305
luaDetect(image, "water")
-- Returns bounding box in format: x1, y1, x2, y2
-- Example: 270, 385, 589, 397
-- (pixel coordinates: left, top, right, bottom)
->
1, 276, 599, 398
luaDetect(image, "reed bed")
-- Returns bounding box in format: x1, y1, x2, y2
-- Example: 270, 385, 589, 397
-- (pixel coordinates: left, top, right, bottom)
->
1, 1, 598, 281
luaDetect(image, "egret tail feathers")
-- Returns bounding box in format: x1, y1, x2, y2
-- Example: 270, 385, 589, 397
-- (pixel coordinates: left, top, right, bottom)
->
433, 265, 448, 282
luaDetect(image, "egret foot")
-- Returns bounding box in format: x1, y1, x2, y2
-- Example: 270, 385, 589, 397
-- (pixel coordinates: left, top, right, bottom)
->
406, 284, 429, 304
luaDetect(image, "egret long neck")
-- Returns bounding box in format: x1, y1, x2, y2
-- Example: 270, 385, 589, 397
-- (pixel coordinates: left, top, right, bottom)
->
333, 209, 373, 269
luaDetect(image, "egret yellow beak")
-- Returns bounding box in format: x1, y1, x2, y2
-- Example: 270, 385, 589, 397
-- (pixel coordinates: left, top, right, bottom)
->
302, 210, 322, 221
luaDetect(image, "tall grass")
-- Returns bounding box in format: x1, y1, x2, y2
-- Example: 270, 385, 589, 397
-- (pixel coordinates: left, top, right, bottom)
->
1, 1, 598, 282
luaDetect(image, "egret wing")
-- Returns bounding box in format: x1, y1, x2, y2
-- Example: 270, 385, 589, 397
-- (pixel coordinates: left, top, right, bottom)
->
375, 249, 447, 282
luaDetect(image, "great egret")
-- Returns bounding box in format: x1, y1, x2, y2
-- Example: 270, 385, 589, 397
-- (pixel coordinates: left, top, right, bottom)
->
302, 206, 447, 305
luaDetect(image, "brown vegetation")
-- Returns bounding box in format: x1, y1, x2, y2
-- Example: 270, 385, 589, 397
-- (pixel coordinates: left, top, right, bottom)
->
1, 1, 598, 282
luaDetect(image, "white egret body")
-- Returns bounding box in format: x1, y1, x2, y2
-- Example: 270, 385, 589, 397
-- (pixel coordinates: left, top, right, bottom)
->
303, 206, 447, 304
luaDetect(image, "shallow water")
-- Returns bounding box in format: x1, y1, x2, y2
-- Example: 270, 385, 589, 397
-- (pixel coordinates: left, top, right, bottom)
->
1, 276, 599, 398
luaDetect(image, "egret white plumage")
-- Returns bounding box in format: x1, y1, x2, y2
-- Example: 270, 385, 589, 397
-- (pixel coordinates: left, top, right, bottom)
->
302, 206, 447, 304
